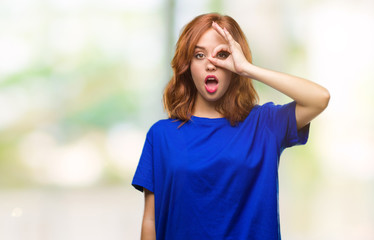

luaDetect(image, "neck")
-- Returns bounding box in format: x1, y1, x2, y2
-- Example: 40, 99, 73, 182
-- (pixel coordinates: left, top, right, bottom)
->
192, 94, 223, 118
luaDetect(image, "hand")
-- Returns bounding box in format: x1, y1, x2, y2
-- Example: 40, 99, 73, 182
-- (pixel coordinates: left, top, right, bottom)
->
208, 21, 250, 76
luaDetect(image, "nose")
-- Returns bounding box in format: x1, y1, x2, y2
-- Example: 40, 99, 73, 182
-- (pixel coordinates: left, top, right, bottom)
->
206, 60, 216, 71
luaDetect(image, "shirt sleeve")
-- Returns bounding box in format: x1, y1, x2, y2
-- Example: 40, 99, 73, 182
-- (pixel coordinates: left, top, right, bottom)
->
131, 128, 154, 193
265, 101, 310, 149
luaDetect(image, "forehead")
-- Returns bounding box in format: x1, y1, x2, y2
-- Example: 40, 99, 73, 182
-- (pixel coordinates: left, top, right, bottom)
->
195, 28, 227, 48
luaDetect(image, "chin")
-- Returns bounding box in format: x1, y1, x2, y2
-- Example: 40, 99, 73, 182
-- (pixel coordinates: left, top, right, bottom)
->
203, 93, 224, 102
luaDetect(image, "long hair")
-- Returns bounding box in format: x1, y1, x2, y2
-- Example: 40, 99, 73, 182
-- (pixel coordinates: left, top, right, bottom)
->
163, 13, 259, 126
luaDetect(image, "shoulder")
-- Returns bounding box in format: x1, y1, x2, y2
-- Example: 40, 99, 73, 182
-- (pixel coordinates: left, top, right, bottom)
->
251, 101, 296, 116
144, 118, 184, 146
147, 118, 182, 136
247, 102, 277, 118
244, 101, 296, 127
256, 102, 283, 111
150, 118, 182, 130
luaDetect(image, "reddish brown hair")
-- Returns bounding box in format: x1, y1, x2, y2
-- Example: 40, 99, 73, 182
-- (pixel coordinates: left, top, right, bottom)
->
163, 13, 259, 126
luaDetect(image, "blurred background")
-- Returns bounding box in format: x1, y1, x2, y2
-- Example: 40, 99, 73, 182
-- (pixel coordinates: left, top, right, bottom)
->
0, 0, 373, 239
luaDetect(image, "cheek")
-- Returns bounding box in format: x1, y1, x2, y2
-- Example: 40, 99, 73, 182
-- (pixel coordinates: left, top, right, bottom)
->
222, 72, 233, 88
190, 63, 197, 78
190, 62, 202, 83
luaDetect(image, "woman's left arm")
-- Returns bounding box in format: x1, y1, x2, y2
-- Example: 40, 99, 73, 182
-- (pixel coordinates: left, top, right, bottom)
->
210, 22, 330, 130
242, 64, 330, 130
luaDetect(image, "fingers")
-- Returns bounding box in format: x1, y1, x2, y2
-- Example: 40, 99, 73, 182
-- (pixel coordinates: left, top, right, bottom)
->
212, 21, 226, 40
211, 44, 230, 58
207, 56, 226, 69
212, 21, 236, 47
223, 28, 236, 47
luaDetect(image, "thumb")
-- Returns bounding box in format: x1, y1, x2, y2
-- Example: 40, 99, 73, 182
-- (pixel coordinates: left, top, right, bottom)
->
208, 57, 226, 69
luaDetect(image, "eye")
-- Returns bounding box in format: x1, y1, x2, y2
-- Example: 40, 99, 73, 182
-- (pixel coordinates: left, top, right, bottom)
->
194, 53, 205, 59
217, 51, 230, 59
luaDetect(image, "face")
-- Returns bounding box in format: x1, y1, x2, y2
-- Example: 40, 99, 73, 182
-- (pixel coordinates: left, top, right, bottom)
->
190, 28, 232, 104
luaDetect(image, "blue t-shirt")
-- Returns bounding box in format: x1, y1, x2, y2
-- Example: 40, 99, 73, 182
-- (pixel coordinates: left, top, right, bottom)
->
132, 101, 309, 240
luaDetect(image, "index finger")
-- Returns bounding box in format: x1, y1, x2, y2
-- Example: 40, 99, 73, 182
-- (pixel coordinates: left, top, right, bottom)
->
211, 44, 230, 58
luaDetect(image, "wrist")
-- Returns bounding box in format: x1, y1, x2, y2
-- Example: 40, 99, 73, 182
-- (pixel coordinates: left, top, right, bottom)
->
240, 62, 256, 78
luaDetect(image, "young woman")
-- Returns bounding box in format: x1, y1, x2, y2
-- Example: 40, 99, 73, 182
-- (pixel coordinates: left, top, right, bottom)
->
132, 13, 330, 240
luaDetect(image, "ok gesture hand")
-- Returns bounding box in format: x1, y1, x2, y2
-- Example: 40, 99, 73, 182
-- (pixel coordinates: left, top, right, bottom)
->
208, 21, 251, 76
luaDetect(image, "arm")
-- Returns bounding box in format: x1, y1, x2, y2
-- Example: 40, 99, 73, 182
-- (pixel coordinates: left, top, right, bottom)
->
241, 64, 330, 129
141, 188, 156, 240
209, 22, 330, 129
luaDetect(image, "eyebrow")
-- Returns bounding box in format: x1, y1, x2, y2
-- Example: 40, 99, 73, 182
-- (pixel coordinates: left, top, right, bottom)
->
194, 45, 206, 50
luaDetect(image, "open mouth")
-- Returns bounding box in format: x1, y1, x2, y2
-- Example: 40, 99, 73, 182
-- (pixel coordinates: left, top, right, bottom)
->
205, 75, 219, 93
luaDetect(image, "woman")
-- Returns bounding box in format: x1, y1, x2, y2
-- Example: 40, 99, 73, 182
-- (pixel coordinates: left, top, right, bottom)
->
132, 13, 330, 240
